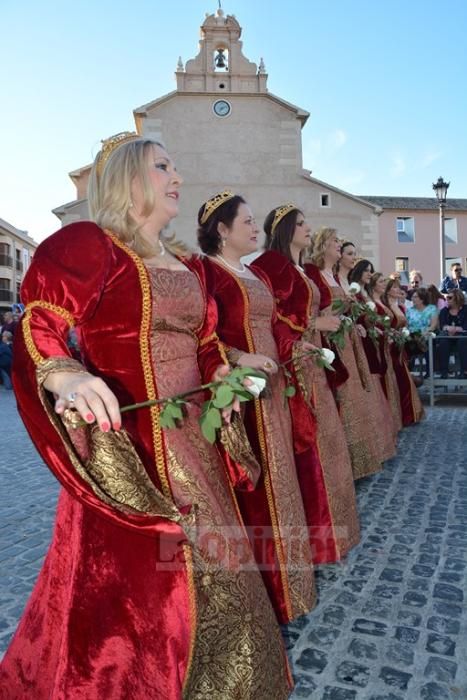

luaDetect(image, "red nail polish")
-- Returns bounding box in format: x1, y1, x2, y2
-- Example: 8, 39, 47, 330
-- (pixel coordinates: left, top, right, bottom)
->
101, 422, 110, 432
86, 413, 95, 422
113, 422, 121, 431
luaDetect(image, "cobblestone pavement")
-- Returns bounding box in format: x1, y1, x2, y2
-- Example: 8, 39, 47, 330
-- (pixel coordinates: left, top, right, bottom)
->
1, 388, 466, 699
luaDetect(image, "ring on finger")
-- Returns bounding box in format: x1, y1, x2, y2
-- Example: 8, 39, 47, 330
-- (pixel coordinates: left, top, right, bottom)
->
263, 360, 274, 371
67, 392, 78, 406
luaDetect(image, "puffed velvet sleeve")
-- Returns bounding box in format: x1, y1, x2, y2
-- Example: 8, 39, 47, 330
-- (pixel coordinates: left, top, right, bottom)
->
251, 253, 305, 364
13, 222, 188, 540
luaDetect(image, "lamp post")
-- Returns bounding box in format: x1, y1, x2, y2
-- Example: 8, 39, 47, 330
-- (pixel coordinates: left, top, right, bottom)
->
432, 176, 450, 283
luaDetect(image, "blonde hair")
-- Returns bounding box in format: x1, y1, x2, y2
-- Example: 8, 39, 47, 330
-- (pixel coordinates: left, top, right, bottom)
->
88, 137, 189, 258
309, 226, 337, 269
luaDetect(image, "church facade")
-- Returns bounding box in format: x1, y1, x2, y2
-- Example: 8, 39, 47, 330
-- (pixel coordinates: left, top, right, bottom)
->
54, 10, 381, 265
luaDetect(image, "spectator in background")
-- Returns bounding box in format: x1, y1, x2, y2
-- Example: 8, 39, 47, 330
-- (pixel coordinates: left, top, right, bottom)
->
406, 289, 438, 335
440, 262, 467, 294
407, 270, 423, 301
0, 330, 13, 390
0, 311, 18, 337
426, 284, 447, 310
438, 289, 467, 378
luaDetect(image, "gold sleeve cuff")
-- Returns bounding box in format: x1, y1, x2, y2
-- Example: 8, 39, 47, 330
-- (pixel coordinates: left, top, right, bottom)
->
36, 356, 89, 387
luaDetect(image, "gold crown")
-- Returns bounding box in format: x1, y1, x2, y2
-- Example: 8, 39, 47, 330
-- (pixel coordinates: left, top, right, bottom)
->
96, 131, 140, 177
271, 203, 297, 236
200, 190, 235, 225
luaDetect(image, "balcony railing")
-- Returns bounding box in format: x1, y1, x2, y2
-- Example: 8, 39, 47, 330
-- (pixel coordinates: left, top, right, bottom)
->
0, 255, 13, 268
15, 260, 23, 272
0, 289, 13, 302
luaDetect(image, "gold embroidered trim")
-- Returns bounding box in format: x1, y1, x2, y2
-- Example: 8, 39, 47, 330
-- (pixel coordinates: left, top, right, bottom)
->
23, 301, 76, 366
295, 265, 313, 320
25, 300, 75, 327
199, 331, 217, 347
182, 543, 197, 694
229, 271, 293, 621
276, 312, 305, 333
217, 342, 229, 366
104, 230, 172, 500
36, 357, 88, 385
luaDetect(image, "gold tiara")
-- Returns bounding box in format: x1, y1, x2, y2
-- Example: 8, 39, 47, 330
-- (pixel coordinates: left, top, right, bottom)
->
96, 131, 140, 177
200, 190, 235, 225
271, 203, 297, 236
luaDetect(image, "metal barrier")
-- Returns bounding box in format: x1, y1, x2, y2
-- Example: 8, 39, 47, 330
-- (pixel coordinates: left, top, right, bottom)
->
427, 334, 467, 406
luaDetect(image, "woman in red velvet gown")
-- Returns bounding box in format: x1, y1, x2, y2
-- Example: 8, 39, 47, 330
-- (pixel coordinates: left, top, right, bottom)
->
252, 205, 360, 564
346, 257, 399, 446
0, 136, 290, 699
197, 192, 316, 624
382, 278, 425, 426
305, 228, 384, 480
368, 273, 403, 433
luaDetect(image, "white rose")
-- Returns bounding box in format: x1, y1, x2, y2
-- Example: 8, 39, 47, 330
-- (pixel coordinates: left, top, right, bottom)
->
348, 282, 361, 295
366, 301, 376, 311
321, 348, 335, 365
245, 375, 267, 398
401, 327, 410, 337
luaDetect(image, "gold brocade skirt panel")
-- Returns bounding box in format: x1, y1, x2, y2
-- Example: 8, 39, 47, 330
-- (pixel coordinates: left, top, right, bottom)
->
382, 342, 403, 434
333, 331, 383, 480
305, 327, 360, 558
147, 268, 291, 699
352, 334, 397, 463
243, 277, 316, 621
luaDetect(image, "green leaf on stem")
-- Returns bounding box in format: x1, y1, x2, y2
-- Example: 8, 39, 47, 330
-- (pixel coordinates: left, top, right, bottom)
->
213, 384, 235, 408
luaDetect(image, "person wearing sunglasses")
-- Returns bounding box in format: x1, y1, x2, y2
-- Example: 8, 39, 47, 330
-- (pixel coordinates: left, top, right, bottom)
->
438, 289, 467, 378
440, 262, 467, 294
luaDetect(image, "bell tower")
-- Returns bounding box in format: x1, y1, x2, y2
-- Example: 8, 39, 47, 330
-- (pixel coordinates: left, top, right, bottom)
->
175, 8, 268, 94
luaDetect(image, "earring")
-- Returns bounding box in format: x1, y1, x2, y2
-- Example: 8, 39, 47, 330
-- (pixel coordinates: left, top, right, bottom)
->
221, 238, 226, 248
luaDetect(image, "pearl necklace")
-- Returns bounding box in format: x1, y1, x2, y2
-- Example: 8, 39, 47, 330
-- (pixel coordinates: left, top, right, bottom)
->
215, 255, 246, 274
157, 239, 165, 256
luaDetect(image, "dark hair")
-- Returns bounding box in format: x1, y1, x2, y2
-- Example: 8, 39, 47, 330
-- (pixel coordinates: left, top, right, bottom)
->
340, 241, 355, 254
263, 206, 303, 264
451, 261, 462, 270
426, 284, 443, 305
412, 288, 429, 306
335, 240, 355, 274
348, 259, 374, 288
197, 194, 246, 255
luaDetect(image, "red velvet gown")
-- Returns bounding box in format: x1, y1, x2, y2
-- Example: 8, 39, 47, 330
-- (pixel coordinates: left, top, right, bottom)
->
0, 223, 291, 700
201, 257, 316, 624
354, 292, 399, 446
387, 304, 425, 426
305, 264, 383, 480
374, 301, 403, 433
252, 251, 360, 564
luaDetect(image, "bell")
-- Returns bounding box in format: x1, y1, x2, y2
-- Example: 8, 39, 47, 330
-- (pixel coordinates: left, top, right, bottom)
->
214, 49, 227, 69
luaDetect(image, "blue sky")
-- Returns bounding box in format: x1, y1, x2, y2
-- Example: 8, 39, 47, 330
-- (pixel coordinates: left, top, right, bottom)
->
2, 0, 467, 241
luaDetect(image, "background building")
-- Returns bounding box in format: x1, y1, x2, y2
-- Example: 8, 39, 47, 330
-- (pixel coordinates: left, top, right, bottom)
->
362, 196, 467, 285
54, 9, 381, 266
0, 218, 37, 314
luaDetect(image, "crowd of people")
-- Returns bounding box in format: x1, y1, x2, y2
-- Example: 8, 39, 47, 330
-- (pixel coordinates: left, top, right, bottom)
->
0, 311, 20, 391
0, 132, 461, 699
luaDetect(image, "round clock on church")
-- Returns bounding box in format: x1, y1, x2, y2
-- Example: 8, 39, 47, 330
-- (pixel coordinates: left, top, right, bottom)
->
213, 99, 231, 117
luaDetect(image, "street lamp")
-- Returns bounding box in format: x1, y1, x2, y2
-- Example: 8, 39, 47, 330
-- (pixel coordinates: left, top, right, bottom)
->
432, 176, 450, 283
